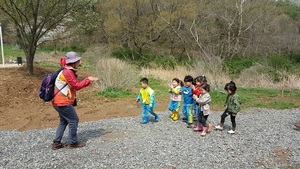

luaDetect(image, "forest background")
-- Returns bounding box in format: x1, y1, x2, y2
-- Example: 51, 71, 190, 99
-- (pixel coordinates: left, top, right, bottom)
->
0, 0, 300, 111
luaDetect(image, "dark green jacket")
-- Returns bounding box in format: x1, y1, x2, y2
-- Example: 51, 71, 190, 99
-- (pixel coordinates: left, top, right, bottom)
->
225, 93, 242, 114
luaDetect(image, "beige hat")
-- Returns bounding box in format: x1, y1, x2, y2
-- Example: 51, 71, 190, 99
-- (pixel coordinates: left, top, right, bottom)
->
66, 51, 81, 64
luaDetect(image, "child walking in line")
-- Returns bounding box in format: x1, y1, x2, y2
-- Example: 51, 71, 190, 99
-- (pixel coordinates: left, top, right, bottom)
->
169, 78, 183, 121
215, 81, 242, 134
192, 75, 207, 131
180, 75, 194, 128
193, 83, 212, 136
136, 78, 159, 124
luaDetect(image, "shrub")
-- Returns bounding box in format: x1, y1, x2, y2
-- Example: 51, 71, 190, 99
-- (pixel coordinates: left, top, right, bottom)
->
224, 57, 254, 77
96, 58, 138, 91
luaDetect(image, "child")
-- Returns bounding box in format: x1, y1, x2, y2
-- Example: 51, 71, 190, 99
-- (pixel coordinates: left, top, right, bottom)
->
193, 83, 212, 137
169, 78, 183, 121
192, 75, 207, 131
215, 81, 242, 134
180, 75, 194, 128
136, 77, 159, 124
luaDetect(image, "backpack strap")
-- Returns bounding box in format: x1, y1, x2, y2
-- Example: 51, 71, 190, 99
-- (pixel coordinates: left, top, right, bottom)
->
52, 69, 68, 99
53, 83, 68, 98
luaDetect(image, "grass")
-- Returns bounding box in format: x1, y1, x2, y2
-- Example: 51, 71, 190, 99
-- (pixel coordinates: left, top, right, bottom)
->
8, 42, 296, 110
0, 44, 24, 62
210, 87, 299, 110
97, 87, 135, 98
131, 77, 299, 110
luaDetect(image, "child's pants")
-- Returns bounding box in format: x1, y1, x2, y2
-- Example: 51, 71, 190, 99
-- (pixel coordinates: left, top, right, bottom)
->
193, 101, 199, 122
141, 104, 158, 122
168, 100, 181, 112
199, 111, 209, 127
182, 104, 193, 124
220, 111, 236, 129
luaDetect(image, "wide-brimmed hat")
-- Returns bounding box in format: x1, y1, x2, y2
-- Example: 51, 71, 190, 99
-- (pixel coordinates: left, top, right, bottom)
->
66, 51, 82, 64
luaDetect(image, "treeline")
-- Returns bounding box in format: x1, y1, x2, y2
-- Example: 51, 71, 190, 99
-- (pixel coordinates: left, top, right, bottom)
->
85, 0, 300, 61
2, 0, 300, 64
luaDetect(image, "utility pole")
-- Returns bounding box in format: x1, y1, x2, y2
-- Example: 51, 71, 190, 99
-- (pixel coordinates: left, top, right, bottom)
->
0, 23, 4, 66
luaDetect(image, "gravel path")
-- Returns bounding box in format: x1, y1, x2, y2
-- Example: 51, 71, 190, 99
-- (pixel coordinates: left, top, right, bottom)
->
1, 108, 300, 169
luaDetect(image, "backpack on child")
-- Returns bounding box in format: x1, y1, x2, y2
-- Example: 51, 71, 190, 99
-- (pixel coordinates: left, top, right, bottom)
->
39, 68, 67, 102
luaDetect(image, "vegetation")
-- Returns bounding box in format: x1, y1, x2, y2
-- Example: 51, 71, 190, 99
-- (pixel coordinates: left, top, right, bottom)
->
0, 0, 299, 110
97, 88, 134, 98
0, 0, 94, 75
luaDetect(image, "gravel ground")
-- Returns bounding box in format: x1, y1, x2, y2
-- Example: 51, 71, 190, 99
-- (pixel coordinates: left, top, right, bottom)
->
1, 108, 300, 169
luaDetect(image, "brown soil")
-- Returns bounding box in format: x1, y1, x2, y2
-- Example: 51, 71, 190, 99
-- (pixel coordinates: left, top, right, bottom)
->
0, 66, 169, 131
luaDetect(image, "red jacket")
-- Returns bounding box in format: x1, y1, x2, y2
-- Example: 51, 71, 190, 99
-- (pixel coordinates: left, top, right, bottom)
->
192, 86, 201, 96
52, 66, 90, 106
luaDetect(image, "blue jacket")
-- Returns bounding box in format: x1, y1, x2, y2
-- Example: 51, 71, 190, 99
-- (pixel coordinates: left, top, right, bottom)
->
180, 86, 193, 104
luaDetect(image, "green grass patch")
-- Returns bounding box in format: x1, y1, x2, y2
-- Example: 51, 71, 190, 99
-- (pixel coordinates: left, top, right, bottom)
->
97, 87, 135, 98
38, 62, 62, 69
0, 44, 24, 61
170, 86, 299, 110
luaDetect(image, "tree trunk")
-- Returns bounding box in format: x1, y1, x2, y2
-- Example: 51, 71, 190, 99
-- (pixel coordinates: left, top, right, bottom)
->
24, 45, 36, 75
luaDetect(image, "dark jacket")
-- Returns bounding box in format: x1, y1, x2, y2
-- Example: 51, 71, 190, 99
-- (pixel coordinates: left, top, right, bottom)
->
225, 93, 242, 114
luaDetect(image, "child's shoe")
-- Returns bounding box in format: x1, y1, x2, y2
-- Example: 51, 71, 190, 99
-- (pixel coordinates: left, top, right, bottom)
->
187, 123, 193, 128
207, 123, 213, 133
227, 130, 235, 134
172, 112, 179, 121
140, 121, 148, 124
194, 123, 203, 131
170, 111, 175, 119
155, 115, 159, 122
201, 127, 207, 137
215, 125, 223, 130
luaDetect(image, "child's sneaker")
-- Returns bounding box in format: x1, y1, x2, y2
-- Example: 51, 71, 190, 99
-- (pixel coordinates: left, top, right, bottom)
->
187, 123, 193, 128
227, 130, 235, 134
215, 125, 223, 130
155, 115, 159, 122
140, 121, 148, 124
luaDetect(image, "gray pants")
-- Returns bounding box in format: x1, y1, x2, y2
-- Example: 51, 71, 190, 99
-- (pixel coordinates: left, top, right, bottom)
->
53, 105, 79, 144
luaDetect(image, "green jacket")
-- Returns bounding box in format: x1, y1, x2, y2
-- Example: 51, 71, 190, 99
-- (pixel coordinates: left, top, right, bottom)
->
225, 93, 242, 114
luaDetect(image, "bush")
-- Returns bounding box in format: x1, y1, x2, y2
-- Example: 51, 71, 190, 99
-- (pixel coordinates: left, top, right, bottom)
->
96, 58, 138, 91
267, 54, 292, 71
224, 57, 254, 77
112, 48, 190, 69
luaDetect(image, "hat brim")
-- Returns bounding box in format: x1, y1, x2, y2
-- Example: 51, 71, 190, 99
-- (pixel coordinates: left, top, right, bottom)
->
66, 57, 81, 64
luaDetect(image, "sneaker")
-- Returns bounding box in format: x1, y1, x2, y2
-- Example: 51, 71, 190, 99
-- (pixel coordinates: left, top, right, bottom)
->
69, 141, 86, 149
227, 130, 235, 134
140, 121, 149, 124
51, 141, 68, 150
215, 125, 223, 130
182, 117, 187, 122
155, 116, 159, 122
187, 123, 193, 128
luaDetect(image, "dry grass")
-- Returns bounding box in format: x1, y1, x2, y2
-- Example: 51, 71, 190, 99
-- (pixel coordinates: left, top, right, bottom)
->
87, 46, 138, 90
236, 64, 300, 89
141, 59, 300, 89
141, 56, 230, 88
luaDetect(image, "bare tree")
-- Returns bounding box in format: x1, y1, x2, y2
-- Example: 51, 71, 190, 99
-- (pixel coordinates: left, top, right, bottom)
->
0, 0, 93, 75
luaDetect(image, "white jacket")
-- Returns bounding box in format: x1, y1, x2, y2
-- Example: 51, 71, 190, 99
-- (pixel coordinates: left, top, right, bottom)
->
195, 93, 211, 116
